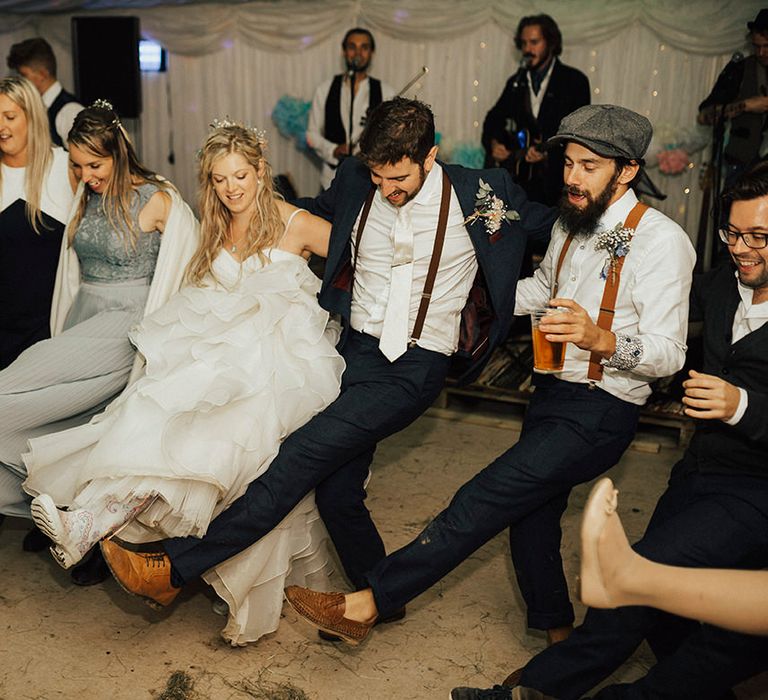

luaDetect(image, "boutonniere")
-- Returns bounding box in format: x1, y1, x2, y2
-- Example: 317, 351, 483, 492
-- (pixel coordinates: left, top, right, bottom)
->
463, 179, 520, 235
594, 222, 633, 283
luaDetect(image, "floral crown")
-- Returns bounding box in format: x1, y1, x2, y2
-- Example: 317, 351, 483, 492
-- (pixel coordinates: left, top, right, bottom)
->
209, 117, 267, 147
90, 98, 121, 128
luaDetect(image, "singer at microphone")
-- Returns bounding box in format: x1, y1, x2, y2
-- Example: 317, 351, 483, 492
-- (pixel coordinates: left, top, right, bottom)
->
698, 9, 768, 174
481, 13, 590, 209
305, 28, 395, 191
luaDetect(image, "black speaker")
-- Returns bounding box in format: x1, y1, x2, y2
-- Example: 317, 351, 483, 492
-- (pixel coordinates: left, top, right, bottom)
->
72, 16, 141, 118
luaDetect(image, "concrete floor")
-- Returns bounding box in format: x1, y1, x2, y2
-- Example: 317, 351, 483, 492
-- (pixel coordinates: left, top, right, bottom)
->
0, 409, 766, 699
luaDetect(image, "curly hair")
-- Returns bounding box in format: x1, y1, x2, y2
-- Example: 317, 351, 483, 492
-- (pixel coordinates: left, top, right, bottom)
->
515, 14, 563, 57
358, 97, 435, 167
185, 124, 284, 286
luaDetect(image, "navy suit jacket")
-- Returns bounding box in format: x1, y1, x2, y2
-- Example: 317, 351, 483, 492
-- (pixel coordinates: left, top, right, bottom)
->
297, 157, 556, 383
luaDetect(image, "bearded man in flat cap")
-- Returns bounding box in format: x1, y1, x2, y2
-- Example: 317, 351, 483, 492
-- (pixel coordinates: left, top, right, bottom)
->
284, 104, 696, 661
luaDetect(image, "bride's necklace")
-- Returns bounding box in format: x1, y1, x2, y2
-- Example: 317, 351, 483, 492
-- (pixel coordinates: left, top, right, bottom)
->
226, 226, 247, 253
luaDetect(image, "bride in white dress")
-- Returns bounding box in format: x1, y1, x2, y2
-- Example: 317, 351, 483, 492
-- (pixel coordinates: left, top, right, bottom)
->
23, 121, 345, 645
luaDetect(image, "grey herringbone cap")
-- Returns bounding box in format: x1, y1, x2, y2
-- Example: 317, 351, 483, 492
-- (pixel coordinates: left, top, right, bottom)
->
547, 104, 653, 161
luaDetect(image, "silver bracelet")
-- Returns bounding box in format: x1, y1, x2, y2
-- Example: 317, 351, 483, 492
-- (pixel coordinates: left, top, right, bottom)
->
604, 334, 643, 370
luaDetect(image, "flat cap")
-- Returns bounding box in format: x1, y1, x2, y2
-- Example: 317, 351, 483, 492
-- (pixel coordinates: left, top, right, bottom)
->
547, 104, 652, 161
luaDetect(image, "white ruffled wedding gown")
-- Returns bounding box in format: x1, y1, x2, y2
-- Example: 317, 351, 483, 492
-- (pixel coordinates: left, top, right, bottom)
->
24, 247, 345, 645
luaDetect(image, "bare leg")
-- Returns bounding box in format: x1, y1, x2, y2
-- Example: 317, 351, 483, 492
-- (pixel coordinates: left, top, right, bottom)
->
342, 588, 378, 623
580, 478, 768, 636
31, 493, 154, 569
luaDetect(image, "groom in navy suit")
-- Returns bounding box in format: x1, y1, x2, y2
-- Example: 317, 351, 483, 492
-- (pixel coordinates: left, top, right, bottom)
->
100, 98, 555, 605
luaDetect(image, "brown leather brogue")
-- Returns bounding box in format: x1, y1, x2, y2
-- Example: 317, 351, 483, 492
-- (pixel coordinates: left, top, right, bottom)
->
100, 539, 180, 610
284, 586, 375, 645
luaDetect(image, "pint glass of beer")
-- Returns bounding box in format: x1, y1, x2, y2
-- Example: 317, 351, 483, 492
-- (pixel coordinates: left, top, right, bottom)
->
530, 308, 569, 373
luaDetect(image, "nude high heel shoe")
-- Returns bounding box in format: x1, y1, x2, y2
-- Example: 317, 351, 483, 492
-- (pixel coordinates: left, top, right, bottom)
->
578, 477, 618, 608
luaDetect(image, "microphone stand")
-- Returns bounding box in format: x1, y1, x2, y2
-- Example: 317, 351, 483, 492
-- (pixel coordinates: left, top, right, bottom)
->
347, 67, 356, 159
707, 104, 727, 272
705, 53, 744, 272
511, 57, 530, 89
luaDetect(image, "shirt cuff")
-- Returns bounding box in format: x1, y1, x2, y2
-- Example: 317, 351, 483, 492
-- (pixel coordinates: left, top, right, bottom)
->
724, 388, 748, 425
603, 334, 644, 370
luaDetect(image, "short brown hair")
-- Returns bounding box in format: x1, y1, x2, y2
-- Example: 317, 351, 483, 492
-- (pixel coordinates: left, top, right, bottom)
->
7, 37, 57, 77
358, 97, 435, 167
724, 161, 768, 205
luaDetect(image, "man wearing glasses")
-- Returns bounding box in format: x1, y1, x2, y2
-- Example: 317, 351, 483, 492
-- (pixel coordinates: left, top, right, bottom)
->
453, 161, 768, 700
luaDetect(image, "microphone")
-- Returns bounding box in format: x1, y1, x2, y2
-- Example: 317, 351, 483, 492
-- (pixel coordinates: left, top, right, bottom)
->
347, 56, 362, 77
512, 56, 531, 88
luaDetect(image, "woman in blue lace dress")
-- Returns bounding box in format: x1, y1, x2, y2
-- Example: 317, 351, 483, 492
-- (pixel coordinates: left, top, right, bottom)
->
0, 101, 197, 537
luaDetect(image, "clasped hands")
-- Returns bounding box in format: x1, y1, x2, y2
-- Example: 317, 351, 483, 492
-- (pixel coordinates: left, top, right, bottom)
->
538, 298, 616, 360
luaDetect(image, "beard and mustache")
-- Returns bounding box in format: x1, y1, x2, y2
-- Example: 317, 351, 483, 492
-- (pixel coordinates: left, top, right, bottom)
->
557, 169, 622, 237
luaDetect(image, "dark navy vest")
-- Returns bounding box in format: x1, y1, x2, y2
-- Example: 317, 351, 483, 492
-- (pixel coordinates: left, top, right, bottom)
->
323, 74, 383, 145
47, 88, 79, 147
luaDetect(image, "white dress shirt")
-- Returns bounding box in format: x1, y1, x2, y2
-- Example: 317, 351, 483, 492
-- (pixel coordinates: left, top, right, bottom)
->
41, 81, 84, 148
527, 58, 556, 119
306, 75, 395, 190
1, 147, 73, 222
350, 162, 478, 356
515, 189, 696, 405
725, 276, 768, 424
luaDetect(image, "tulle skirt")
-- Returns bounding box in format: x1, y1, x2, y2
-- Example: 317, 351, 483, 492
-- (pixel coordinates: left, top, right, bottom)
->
25, 254, 345, 644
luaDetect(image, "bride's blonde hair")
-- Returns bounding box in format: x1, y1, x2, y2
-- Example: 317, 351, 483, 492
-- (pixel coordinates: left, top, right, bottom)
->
186, 123, 283, 285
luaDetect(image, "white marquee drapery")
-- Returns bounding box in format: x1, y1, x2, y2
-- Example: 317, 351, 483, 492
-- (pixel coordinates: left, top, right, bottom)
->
1, 0, 763, 236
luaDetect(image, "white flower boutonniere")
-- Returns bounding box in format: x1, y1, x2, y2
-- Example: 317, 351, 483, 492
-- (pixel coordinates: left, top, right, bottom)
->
594, 222, 633, 283
463, 179, 520, 235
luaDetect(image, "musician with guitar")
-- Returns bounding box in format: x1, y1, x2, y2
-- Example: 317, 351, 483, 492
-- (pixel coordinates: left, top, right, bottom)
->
482, 14, 590, 208
697, 9, 768, 270
698, 9, 768, 176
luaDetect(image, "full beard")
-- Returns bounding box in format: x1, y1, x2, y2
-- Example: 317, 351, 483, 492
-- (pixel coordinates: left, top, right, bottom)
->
558, 172, 620, 237
387, 165, 427, 207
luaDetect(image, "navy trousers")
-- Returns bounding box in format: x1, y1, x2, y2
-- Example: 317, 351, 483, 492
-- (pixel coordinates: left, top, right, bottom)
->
165, 330, 451, 588
520, 459, 768, 700
366, 376, 640, 627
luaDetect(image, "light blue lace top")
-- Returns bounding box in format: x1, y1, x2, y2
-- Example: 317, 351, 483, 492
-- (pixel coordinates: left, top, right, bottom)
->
73, 183, 162, 283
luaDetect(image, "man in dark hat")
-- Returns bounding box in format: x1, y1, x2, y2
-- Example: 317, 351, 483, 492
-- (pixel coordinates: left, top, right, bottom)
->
699, 9, 768, 177
284, 105, 696, 660
449, 161, 768, 700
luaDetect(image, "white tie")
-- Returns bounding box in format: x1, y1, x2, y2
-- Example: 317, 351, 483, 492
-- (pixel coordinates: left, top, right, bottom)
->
379, 207, 414, 361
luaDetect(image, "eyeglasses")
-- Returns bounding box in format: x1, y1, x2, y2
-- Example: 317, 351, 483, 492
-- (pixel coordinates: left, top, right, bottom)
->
718, 227, 768, 249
